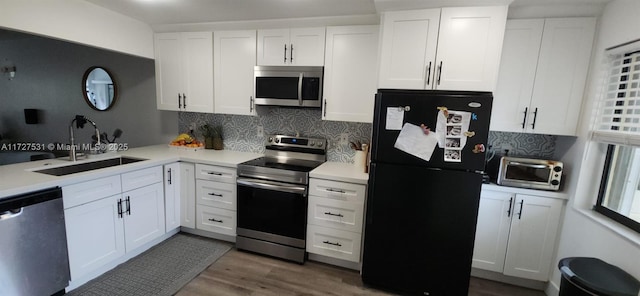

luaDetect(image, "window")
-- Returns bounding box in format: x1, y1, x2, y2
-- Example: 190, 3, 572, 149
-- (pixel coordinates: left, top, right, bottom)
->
596, 145, 640, 232
593, 40, 640, 233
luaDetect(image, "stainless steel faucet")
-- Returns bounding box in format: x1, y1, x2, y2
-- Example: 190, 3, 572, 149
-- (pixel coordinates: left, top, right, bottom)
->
69, 115, 101, 161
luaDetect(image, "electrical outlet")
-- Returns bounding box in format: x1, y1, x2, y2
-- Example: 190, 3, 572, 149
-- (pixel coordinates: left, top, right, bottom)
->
257, 125, 264, 137
189, 122, 196, 132
339, 133, 349, 145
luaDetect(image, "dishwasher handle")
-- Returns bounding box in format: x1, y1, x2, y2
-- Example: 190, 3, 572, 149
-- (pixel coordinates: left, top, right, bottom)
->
0, 187, 62, 213
0, 208, 23, 220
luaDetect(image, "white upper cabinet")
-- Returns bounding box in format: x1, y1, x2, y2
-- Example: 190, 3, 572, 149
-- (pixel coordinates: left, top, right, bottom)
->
257, 27, 326, 66
322, 25, 379, 123
378, 6, 507, 92
490, 18, 596, 135
214, 30, 257, 115
155, 32, 214, 113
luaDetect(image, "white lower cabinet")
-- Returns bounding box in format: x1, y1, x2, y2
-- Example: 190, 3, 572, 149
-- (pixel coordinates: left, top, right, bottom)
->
65, 194, 125, 280
63, 166, 165, 282
472, 190, 564, 281
306, 178, 366, 263
195, 164, 237, 238
164, 162, 196, 230
180, 163, 196, 228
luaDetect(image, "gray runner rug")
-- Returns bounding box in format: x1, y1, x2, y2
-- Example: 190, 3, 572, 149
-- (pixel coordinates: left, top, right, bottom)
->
67, 233, 232, 296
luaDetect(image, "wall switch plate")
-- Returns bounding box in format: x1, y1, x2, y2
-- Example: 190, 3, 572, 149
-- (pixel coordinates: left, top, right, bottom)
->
339, 133, 349, 145
257, 125, 264, 137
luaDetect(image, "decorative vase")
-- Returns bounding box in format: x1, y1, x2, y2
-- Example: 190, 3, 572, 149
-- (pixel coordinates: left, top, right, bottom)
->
213, 137, 223, 150
204, 137, 214, 149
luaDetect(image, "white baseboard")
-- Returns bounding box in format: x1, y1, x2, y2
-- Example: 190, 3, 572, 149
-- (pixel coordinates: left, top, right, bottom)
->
180, 227, 236, 243
470, 268, 547, 291
307, 253, 361, 271
545, 279, 560, 296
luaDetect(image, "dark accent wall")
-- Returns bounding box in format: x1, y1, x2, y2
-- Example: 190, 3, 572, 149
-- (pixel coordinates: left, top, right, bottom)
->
0, 29, 177, 151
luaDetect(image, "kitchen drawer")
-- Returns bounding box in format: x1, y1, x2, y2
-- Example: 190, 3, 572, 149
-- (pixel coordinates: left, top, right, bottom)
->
309, 178, 366, 203
62, 175, 121, 209
195, 164, 236, 183
196, 204, 236, 236
308, 196, 363, 233
306, 224, 362, 263
121, 166, 163, 192
196, 179, 236, 210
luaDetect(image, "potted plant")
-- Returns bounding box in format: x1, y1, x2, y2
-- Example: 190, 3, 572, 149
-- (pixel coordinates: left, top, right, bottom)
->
199, 124, 223, 150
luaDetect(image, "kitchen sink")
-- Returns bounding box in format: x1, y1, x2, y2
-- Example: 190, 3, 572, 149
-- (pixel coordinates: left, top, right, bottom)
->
34, 156, 147, 176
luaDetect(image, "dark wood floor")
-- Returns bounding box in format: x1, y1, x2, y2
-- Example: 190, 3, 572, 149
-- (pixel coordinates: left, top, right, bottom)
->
177, 249, 546, 296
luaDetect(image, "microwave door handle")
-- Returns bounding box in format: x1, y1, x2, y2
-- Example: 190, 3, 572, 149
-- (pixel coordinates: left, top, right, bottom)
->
508, 162, 548, 169
298, 72, 303, 106
237, 178, 307, 195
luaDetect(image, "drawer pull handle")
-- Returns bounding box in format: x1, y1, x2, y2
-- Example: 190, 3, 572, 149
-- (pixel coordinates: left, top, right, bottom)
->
324, 212, 344, 217
323, 240, 342, 247
207, 172, 223, 176
208, 192, 223, 197
326, 188, 345, 193
208, 218, 223, 223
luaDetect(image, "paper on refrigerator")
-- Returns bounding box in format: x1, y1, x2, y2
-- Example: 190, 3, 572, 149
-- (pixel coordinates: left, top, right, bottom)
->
435, 109, 471, 162
393, 123, 438, 161
385, 107, 405, 130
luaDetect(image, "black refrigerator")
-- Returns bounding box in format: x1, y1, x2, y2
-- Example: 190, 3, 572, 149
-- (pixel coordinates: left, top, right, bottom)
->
362, 89, 493, 295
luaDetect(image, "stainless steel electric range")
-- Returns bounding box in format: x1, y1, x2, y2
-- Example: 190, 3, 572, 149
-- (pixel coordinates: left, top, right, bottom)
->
236, 135, 327, 263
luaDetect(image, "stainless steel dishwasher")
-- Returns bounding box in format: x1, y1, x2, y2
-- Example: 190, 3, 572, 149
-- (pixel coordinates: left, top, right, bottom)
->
0, 187, 70, 295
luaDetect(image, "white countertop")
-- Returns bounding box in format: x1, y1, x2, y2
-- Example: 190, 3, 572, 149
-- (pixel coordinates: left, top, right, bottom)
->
0, 145, 261, 199
482, 183, 569, 200
310, 162, 369, 185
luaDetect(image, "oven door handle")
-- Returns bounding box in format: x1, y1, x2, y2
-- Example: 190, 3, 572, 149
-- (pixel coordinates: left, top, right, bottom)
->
237, 178, 307, 195
508, 162, 548, 169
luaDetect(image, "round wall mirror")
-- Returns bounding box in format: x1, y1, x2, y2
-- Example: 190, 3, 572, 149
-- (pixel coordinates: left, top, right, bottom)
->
82, 66, 117, 111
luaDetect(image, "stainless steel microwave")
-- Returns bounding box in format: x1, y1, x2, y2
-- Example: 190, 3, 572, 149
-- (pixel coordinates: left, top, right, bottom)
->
497, 156, 563, 191
254, 66, 323, 108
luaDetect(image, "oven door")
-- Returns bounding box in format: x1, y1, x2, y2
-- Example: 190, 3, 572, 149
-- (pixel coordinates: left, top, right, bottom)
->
236, 178, 308, 246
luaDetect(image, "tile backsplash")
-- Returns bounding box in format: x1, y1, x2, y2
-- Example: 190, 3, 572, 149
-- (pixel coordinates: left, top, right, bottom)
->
178, 107, 372, 162
488, 131, 556, 159
179, 109, 556, 163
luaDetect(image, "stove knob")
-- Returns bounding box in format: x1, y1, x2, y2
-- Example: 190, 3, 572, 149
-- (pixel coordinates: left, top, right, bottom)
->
268, 137, 273, 143
317, 141, 324, 147
274, 138, 280, 143
309, 140, 315, 146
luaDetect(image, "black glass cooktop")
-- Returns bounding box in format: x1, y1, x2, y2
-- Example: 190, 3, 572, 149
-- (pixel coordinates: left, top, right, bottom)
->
240, 157, 323, 173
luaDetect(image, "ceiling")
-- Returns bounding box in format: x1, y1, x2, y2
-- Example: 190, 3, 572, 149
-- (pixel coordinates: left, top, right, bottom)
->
83, 0, 613, 26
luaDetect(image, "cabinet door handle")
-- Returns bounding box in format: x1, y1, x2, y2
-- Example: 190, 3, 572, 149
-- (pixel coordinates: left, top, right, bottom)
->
437, 61, 443, 85
208, 218, 223, 223
182, 93, 187, 109
324, 211, 344, 217
425, 62, 432, 87
517, 199, 524, 219
167, 168, 172, 185
326, 188, 346, 193
507, 197, 513, 217
284, 44, 288, 63
290, 43, 294, 63
521, 107, 528, 129
207, 192, 223, 197
531, 107, 538, 130
323, 240, 342, 247
323, 100, 327, 117
250, 96, 254, 113
117, 199, 123, 218
178, 94, 182, 109
125, 196, 131, 215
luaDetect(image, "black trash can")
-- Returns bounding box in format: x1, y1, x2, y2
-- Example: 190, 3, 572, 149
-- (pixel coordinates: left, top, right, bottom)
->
558, 257, 640, 296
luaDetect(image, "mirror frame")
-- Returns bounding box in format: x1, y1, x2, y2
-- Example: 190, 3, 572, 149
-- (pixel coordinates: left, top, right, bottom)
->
82, 66, 117, 111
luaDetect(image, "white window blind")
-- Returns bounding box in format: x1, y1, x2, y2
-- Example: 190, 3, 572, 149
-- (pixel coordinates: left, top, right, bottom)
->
593, 40, 640, 146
